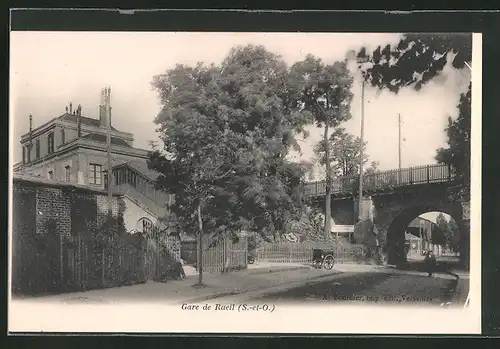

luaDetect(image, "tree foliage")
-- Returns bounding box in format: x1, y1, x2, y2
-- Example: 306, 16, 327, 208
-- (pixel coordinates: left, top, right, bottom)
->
313, 127, 369, 178
290, 55, 354, 128
290, 55, 354, 238
435, 213, 461, 252
354, 33, 472, 93
364, 161, 380, 175
284, 208, 326, 243
149, 45, 311, 247
435, 83, 471, 201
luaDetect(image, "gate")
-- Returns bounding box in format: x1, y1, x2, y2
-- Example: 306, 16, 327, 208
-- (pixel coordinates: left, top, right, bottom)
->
144, 232, 159, 281
70, 195, 102, 289
202, 234, 248, 273
140, 222, 181, 281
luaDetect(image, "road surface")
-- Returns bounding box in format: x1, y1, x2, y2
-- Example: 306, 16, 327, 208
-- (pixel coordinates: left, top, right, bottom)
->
248, 269, 468, 306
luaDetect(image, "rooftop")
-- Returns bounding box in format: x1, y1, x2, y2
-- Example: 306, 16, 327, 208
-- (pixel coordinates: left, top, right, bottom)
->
81, 132, 132, 148
113, 159, 160, 182
57, 112, 118, 131
12, 172, 122, 196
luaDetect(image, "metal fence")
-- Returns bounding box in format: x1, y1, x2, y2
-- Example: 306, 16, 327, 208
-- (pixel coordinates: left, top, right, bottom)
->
256, 242, 366, 264
181, 235, 248, 274
304, 164, 454, 197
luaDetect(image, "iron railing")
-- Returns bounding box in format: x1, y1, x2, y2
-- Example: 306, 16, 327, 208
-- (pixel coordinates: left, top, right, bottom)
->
304, 164, 455, 197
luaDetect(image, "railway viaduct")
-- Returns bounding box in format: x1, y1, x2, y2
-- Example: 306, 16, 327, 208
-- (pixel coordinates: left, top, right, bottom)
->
304, 164, 470, 267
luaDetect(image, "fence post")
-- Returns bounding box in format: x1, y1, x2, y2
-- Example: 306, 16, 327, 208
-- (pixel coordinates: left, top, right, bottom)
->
426, 165, 430, 183
101, 242, 105, 287
59, 233, 64, 291
447, 165, 451, 181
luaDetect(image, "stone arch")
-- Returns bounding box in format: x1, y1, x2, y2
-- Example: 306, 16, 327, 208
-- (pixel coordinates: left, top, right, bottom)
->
386, 203, 462, 266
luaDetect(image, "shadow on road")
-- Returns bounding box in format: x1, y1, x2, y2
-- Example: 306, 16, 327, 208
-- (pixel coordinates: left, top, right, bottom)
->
252, 267, 461, 306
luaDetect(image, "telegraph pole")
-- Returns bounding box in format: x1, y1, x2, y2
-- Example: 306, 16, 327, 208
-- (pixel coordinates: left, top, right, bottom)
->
398, 114, 402, 170
398, 113, 402, 184
358, 79, 365, 221
106, 87, 113, 222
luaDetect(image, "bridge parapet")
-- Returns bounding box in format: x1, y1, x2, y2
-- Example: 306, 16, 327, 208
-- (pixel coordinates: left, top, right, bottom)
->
304, 164, 455, 197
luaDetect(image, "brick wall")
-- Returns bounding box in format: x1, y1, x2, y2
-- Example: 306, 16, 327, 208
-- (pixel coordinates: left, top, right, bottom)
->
35, 187, 72, 236
13, 179, 124, 237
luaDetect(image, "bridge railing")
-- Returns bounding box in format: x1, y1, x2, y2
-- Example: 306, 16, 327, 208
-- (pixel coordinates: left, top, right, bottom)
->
304, 164, 454, 197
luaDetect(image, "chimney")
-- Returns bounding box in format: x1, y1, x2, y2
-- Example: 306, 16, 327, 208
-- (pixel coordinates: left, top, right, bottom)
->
99, 87, 112, 128
99, 88, 107, 127
77, 104, 82, 137
107, 87, 112, 128
28, 114, 33, 146
77, 114, 82, 137
69, 102, 73, 114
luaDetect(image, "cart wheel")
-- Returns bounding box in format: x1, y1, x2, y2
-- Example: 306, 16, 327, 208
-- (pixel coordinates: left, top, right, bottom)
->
322, 255, 334, 270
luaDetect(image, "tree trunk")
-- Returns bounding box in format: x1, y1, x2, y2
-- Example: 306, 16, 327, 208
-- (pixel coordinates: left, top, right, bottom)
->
223, 237, 230, 273
323, 122, 332, 241
197, 201, 204, 285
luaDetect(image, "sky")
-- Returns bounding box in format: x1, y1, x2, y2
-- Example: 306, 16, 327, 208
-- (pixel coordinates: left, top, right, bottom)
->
10, 32, 471, 221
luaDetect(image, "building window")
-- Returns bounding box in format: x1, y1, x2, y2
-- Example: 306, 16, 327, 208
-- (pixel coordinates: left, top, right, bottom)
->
47, 132, 54, 154
104, 171, 108, 190
35, 139, 40, 159
137, 217, 154, 235
61, 128, 66, 144
88, 163, 102, 185
48, 170, 53, 180
22, 147, 26, 164
26, 146, 31, 163
112, 170, 119, 185
65, 165, 71, 182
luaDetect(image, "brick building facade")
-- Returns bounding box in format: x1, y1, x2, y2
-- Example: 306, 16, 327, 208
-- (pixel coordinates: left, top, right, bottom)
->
13, 87, 176, 236
11, 173, 181, 295
13, 172, 122, 236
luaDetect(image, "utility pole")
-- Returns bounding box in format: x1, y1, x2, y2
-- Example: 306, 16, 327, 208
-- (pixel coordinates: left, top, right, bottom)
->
358, 79, 365, 221
106, 87, 113, 223
419, 219, 423, 253
398, 113, 402, 184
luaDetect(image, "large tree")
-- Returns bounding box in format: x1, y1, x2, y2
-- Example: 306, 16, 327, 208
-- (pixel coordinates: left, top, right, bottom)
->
435, 83, 471, 202
434, 213, 450, 246
435, 213, 461, 252
313, 127, 369, 178
290, 55, 354, 239
353, 33, 472, 93
149, 45, 310, 284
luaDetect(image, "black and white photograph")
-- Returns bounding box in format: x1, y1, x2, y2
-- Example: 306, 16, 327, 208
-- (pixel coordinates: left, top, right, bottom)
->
8, 30, 481, 334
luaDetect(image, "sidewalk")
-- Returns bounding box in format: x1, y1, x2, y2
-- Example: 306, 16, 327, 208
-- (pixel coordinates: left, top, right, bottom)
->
14, 262, 462, 306
15, 262, 339, 305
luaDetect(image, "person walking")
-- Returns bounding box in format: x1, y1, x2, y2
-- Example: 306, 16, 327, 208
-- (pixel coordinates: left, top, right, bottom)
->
424, 250, 437, 277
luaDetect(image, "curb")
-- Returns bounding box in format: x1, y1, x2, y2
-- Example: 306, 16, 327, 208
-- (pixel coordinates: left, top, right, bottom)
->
216, 271, 357, 303
247, 265, 311, 275
178, 271, 343, 304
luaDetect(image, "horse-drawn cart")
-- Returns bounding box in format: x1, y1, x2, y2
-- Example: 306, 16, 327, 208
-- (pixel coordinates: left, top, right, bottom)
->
312, 248, 335, 270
